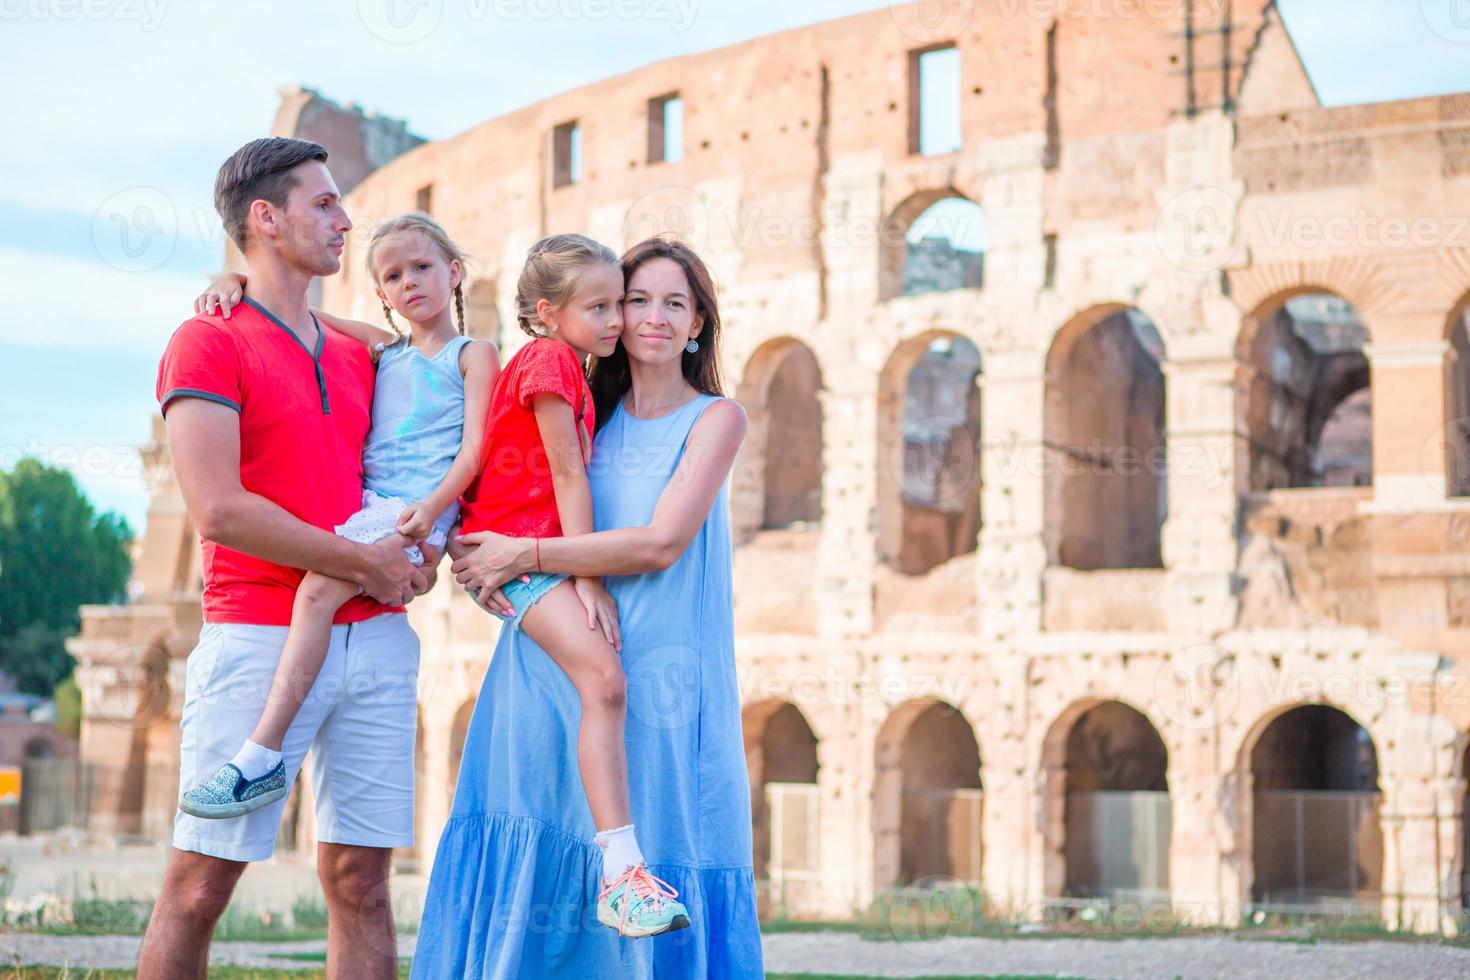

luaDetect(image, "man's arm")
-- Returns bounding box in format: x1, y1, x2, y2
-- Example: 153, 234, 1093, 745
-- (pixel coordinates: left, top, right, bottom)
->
166, 398, 422, 606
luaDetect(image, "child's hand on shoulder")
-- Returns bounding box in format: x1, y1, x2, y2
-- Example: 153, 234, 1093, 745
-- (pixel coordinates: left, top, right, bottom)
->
195, 272, 246, 319
397, 502, 436, 542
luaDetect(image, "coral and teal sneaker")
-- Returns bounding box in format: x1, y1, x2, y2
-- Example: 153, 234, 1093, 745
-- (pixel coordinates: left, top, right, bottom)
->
596, 864, 691, 938
178, 761, 288, 820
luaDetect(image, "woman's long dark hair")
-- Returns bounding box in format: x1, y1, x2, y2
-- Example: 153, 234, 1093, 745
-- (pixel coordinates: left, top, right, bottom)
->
588, 236, 725, 431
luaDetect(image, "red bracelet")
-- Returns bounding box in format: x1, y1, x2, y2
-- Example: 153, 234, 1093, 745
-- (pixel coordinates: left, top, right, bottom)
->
535, 538, 542, 572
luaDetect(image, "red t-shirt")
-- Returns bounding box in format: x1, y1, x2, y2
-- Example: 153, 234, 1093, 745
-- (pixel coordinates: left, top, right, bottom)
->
155, 297, 401, 626
460, 338, 593, 538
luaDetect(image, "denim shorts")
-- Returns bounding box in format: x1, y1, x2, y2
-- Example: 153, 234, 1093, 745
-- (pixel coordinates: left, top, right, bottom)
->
468, 571, 568, 631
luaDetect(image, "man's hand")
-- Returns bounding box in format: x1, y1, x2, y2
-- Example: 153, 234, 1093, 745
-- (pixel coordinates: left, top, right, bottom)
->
572, 577, 621, 651
409, 542, 441, 599
358, 534, 418, 606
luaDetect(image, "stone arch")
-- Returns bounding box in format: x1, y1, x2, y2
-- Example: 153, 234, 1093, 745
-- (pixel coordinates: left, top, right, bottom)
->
735, 338, 825, 535
880, 190, 987, 300
449, 697, 476, 791
1237, 289, 1373, 491
22, 736, 55, 759
1039, 699, 1170, 901
1444, 294, 1470, 497
463, 278, 501, 345
873, 699, 983, 889
877, 331, 983, 575
1239, 703, 1383, 906
1044, 305, 1167, 570
743, 700, 821, 911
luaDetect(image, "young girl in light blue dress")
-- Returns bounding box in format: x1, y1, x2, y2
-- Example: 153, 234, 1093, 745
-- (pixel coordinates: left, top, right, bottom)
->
178, 214, 500, 818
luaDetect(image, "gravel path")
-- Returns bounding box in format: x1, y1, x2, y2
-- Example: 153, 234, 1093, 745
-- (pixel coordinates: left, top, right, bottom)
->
4, 929, 1469, 977
761, 931, 1470, 978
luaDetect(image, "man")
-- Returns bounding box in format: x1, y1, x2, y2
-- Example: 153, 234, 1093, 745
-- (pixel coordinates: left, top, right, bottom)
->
138, 137, 432, 980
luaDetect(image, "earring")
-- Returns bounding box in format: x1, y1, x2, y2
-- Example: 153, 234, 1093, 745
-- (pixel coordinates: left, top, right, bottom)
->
685, 338, 700, 354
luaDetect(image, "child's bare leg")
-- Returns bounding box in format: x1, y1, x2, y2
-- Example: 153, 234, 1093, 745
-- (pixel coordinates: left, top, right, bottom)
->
518, 581, 632, 831
249, 571, 361, 751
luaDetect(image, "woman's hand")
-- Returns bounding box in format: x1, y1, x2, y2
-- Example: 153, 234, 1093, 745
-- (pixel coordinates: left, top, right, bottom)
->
452, 531, 534, 591
195, 272, 246, 318
451, 530, 533, 618
572, 577, 621, 651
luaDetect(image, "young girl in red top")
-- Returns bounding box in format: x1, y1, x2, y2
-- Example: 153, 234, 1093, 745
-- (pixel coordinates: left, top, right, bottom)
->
456, 233, 691, 937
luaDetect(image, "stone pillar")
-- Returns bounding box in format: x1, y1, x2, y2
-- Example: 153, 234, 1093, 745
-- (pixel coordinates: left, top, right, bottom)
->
1162, 324, 1242, 636
1165, 730, 1234, 925
730, 403, 771, 545
1364, 338, 1452, 508
816, 385, 876, 636
814, 716, 867, 919
67, 609, 182, 839
1376, 689, 1461, 932
416, 710, 454, 865
1364, 337, 1457, 644
977, 352, 1045, 644
977, 656, 1035, 915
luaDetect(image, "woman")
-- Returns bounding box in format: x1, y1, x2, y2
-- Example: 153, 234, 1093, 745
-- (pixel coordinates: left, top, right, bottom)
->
411, 237, 763, 978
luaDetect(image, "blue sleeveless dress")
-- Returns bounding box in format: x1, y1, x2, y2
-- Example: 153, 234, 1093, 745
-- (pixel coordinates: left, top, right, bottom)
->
411, 394, 764, 979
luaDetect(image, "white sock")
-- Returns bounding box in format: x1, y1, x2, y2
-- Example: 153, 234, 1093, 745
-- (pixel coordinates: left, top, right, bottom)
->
593, 824, 645, 881
229, 740, 282, 781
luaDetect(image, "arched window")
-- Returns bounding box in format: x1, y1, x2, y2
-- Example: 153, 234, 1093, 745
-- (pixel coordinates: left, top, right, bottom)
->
881, 192, 986, 299
1241, 292, 1371, 490
1045, 307, 1167, 570
878, 334, 982, 575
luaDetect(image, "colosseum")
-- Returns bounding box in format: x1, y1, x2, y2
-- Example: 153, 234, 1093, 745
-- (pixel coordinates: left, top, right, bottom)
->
71, 0, 1470, 933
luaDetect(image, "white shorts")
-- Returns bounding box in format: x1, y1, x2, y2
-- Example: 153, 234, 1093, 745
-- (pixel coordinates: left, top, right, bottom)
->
172, 613, 419, 862
335, 488, 459, 566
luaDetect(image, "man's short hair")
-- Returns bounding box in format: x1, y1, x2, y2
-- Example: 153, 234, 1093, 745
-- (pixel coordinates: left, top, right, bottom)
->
214, 137, 329, 251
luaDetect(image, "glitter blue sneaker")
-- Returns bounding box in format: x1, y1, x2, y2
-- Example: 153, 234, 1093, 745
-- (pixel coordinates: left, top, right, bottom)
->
596, 864, 692, 938
178, 761, 288, 820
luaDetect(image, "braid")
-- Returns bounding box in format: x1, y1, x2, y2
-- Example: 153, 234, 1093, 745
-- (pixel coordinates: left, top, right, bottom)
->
381, 300, 404, 341
453, 283, 466, 336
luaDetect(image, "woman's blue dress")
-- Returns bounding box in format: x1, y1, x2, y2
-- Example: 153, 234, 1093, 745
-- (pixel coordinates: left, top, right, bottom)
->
411, 394, 764, 979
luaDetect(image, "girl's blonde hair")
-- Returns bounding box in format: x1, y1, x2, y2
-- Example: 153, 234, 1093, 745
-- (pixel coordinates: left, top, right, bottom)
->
515, 233, 620, 339
365, 213, 473, 340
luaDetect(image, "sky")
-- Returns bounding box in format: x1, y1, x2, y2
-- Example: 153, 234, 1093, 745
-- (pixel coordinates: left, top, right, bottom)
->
2, 0, 1468, 532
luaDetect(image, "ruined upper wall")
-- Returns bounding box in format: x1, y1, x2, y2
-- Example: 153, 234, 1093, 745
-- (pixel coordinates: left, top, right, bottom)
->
327, 1, 1277, 312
